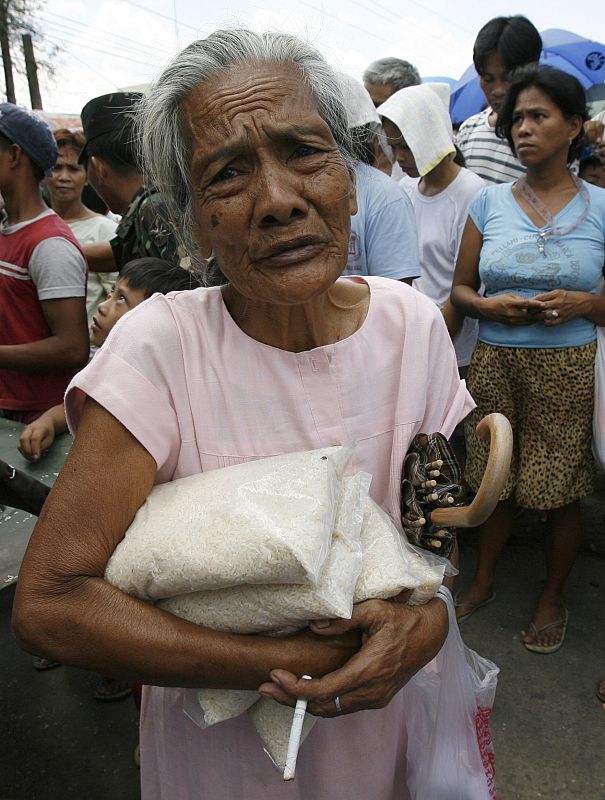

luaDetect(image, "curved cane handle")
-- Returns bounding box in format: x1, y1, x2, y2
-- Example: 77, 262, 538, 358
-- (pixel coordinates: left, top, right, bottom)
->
430, 412, 513, 528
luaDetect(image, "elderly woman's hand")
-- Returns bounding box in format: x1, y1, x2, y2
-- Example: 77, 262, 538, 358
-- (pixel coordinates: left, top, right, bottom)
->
257, 597, 448, 717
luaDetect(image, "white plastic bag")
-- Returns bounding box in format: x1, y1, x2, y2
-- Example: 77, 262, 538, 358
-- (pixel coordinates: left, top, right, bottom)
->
158, 472, 367, 634
401, 587, 499, 800
105, 445, 352, 598
354, 497, 445, 605
182, 473, 367, 730
593, 325, 605, 470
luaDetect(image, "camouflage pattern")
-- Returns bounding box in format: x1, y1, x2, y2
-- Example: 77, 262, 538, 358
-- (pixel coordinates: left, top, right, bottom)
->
110, 185, 191, 270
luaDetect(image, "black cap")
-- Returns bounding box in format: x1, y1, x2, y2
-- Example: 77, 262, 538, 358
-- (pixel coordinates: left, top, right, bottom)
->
79, 92, 143, 162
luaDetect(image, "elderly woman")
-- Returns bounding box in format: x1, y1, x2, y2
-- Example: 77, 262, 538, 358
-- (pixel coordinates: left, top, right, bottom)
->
13, 30, 474, 799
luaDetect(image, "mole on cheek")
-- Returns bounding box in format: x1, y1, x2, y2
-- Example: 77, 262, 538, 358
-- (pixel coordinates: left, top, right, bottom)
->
211, 214, 220, 228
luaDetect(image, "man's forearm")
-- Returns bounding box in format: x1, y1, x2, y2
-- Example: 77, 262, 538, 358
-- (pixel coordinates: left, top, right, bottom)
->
83, 242, 117, 273
0, 337, 89, 373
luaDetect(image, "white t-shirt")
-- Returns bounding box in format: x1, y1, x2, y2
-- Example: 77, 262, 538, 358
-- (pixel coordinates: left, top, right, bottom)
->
410, 168, 485, 366
69, 215, 118, 325
457, 108, 525, 185
344, 162, 420, 280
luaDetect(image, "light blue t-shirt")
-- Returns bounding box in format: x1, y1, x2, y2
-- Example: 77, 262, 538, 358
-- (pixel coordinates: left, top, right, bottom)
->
469, 181, 605, 348
344, 162, 420, 280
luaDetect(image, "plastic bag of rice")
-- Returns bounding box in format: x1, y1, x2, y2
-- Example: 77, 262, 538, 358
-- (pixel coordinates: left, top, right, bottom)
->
158, 473, 368, 635
354, 496, 445, 605
181, 473, 368, 728
105, 445, 352, 599
243, 497, 446, 771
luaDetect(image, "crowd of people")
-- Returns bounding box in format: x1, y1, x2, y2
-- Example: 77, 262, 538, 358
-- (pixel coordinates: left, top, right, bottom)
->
1, 10, 604, 799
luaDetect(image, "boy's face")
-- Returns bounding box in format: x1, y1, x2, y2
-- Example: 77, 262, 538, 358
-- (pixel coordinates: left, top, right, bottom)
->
91, 278, 147, 347
581, 162, 605, 190
478, 52, 509, 114
382, 118, 419, 178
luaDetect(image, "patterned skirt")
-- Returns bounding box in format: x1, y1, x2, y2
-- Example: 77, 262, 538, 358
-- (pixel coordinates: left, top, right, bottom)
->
464, 340, 596, 510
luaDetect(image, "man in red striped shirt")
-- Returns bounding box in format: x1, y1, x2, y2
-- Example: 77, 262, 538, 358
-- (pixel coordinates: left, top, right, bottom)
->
0, 104, 88, 423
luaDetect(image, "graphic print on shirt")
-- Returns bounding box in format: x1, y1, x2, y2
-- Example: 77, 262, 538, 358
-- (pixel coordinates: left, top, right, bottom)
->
480, 234, 581, 298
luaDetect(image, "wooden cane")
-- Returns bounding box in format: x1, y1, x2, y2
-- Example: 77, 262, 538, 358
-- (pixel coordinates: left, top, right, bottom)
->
430, 413, 513, 529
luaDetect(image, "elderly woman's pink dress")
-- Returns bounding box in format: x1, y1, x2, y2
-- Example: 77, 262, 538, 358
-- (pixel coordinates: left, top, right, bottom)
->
66, 276, 474, 800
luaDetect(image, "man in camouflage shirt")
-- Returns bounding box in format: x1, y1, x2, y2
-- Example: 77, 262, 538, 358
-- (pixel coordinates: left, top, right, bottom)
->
78, 92, 190, 272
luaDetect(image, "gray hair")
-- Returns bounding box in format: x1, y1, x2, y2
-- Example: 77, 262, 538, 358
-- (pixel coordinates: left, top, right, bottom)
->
138, 28, 355, 264
362, 57, 421, 90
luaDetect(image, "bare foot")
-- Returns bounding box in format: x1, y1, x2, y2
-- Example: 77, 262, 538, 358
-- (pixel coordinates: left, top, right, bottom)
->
597, 677, 605, 704
454, 583, 495, 622
522, 598, 567, 649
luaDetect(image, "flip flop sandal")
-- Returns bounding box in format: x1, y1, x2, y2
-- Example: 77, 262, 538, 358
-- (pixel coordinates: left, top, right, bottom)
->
596, 680, 605, 704
522, 608, 568, 654
454, 591, 496, 623
32, 655, 61, 671
93, 677, 133, 702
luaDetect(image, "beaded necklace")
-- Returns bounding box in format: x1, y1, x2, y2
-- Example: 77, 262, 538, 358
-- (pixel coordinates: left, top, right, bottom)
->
515, 173, 591, 256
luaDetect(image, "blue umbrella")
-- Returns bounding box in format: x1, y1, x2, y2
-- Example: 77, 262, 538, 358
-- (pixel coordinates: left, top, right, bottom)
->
450, 28, 605, 123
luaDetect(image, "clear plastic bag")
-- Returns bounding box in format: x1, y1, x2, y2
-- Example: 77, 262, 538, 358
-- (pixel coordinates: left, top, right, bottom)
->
180, 473, 367, 731
355, 497, 445, 605
593, 325, 605, 470
105, 445, 352, 599
401, 587, 499, 800
158, 472, 368, 634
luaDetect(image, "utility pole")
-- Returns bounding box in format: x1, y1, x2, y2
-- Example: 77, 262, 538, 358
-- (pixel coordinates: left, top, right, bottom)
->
0, 1, 16, 104
22, 33, 42, 108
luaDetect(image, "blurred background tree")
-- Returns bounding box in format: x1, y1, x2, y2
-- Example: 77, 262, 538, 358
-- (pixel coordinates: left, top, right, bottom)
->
0, 0, 59, 108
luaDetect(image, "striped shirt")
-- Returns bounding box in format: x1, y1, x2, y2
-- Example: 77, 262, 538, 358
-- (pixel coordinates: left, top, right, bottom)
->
456, 108, 525, 184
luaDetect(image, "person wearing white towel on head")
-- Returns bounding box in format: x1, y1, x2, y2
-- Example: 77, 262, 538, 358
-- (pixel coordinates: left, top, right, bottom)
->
337, 72, 420, 284
378, 83, 485, 371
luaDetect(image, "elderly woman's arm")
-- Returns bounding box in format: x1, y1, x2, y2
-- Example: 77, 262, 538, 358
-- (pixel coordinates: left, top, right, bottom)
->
451, 218, 542, 326
12, 399, 359, 689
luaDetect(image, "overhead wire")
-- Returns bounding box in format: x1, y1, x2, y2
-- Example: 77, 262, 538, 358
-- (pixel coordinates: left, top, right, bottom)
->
40, 11, 176, 59
44, 33, 159, 69
297, 0, 398, 45
120, 0, 208, 36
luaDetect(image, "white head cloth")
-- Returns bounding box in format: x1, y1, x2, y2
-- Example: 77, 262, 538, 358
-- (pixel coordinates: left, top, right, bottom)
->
377, 83, 455, 176
335, 71, 380, 129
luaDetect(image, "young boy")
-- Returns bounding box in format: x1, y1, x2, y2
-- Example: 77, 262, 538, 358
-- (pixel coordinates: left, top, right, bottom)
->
19, 257, 201, 463
0, 104, 89, 422
456, 15, 542, 184
579, 154, 605, 190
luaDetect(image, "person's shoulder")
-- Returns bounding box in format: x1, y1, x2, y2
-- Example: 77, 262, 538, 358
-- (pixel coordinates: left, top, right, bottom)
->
457, 167, 486, 190
583, 179, 605, 202
457, 109, 489, 134
103, 286, 219, 362
583, 180, 605, 218
356, 162, 405, 195
356, 164, 410, 216
365, 276, 442, 318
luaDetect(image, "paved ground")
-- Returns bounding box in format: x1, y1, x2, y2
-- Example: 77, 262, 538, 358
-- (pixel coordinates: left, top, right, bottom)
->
1, 478, 604, 799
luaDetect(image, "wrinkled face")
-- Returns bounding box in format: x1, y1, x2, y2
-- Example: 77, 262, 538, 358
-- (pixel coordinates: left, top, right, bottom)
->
478, 52, 509, 114
91, 278, 147, 346
46, 146, 87, 206
511, 86, 581, 167
364, 82, 396, 108
182, 63, 356, 306
381, 118, 419, 178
